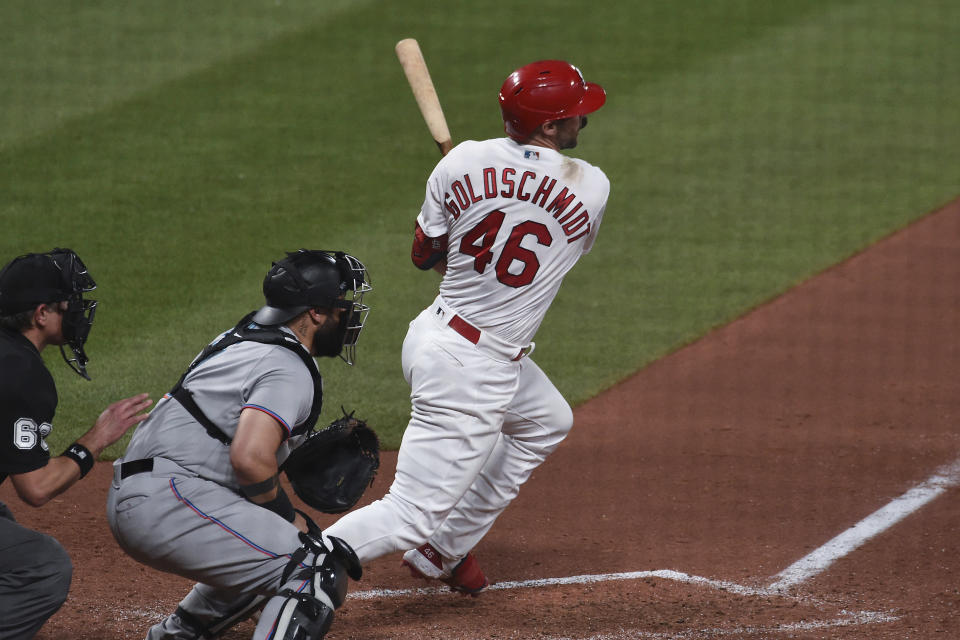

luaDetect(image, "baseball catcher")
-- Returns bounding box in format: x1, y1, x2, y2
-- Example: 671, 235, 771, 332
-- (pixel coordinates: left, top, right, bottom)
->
107, 249, 376, 640
283, 408, 380, 514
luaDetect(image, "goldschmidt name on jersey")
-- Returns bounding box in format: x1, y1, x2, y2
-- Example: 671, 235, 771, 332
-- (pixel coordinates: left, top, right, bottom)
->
442, 167, 594, 243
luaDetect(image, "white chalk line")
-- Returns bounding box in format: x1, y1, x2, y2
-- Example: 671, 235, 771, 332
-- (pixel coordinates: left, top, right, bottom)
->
120, 458, 960, 634
342, 454, 960, 637
347, 455, 960, 603
536, 609, 899, 640
121, 568, 896, 635
116, 565, 893, 634
346, 568, 896, 638
767, 455, 960, 591
348, 569, 766, 601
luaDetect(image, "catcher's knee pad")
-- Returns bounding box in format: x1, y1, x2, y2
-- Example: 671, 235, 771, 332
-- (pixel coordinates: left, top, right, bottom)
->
282, 529, 362, 612
270, 591, 334, 640
310, 543, 350, 610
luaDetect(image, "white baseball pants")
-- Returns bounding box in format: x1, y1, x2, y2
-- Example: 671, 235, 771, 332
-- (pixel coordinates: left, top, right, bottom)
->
324, 296, 573, 565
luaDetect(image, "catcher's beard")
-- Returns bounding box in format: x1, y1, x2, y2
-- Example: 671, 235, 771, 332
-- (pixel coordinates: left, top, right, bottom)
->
312, 312, 348, 358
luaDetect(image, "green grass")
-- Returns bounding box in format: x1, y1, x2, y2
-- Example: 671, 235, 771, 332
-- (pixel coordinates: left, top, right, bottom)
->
0, 0, 373, 150
2, 0, 958, 455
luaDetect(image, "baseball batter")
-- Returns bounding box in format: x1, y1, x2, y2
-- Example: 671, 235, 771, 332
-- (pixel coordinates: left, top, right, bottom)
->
323, 59, 609, 594
106, 250, 371, 640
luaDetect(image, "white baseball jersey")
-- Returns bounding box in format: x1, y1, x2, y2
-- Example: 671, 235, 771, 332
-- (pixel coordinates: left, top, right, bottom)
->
417, 137, 610, 346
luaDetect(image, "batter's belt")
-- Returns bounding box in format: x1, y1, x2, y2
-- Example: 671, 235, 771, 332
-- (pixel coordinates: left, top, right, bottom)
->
430, 296, 534, 362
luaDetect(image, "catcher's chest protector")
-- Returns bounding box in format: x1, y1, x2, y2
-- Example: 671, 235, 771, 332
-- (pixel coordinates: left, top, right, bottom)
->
169, 311, 324, 444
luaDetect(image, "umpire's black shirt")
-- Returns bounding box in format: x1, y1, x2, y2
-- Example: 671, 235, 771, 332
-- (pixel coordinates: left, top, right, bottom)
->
0, 327, 57, 486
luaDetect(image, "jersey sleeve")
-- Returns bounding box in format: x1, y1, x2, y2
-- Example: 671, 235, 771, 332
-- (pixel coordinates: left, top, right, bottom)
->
0, 354, 54, 475
416, 149, 462, 237
242, 350, 315, 439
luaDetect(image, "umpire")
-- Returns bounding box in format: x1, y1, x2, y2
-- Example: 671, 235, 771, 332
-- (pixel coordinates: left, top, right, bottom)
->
0, 248, 152, 639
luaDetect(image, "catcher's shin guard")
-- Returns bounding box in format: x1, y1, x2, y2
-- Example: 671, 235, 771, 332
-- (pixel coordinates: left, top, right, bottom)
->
270, 592, 334, 640
266, 517, 363, 639
267, 540, 358, 640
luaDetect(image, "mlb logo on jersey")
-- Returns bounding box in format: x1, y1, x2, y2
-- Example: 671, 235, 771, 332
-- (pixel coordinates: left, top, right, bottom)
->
524, 150, 539, 160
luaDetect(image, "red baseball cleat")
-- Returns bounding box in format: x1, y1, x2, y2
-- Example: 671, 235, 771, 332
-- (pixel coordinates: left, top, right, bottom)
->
402, 543, 489, 596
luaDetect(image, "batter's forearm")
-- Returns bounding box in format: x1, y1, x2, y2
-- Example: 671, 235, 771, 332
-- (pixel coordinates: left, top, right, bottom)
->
411, 222, 448, 271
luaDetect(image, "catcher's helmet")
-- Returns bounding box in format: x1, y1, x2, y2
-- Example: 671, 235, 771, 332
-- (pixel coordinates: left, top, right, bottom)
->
0, 248, 98, 379
253, 249, 372, 364
499, 60, 606, 142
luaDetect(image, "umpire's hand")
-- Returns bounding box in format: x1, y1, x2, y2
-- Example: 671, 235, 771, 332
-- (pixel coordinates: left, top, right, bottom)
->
80, 393, 153, 456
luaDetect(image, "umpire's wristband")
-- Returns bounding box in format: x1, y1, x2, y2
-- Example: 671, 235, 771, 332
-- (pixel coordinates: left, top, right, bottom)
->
62, 442, 94, 478
257, 486, 296, 523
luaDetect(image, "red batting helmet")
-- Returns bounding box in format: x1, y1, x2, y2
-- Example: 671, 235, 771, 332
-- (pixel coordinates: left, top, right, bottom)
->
498, 60, 606, 141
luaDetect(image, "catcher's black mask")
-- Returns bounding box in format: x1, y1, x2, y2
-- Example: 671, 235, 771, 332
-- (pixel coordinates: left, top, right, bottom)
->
0, 247, 98, 379
253, 249, 371, 365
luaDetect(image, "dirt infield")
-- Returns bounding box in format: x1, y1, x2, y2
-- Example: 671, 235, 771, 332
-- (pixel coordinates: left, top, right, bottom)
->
4, 198, 958, 639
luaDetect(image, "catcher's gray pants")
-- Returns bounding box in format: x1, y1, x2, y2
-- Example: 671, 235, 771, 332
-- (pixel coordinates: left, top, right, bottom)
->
106, 457, 323, 640
0, 501, 73, 640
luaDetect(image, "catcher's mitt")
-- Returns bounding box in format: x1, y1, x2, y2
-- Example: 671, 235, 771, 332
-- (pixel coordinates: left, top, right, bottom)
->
282, 409, 380, 514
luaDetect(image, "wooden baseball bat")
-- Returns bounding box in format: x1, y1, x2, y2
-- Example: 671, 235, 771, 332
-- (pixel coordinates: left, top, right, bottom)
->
395, 38, 453, 156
